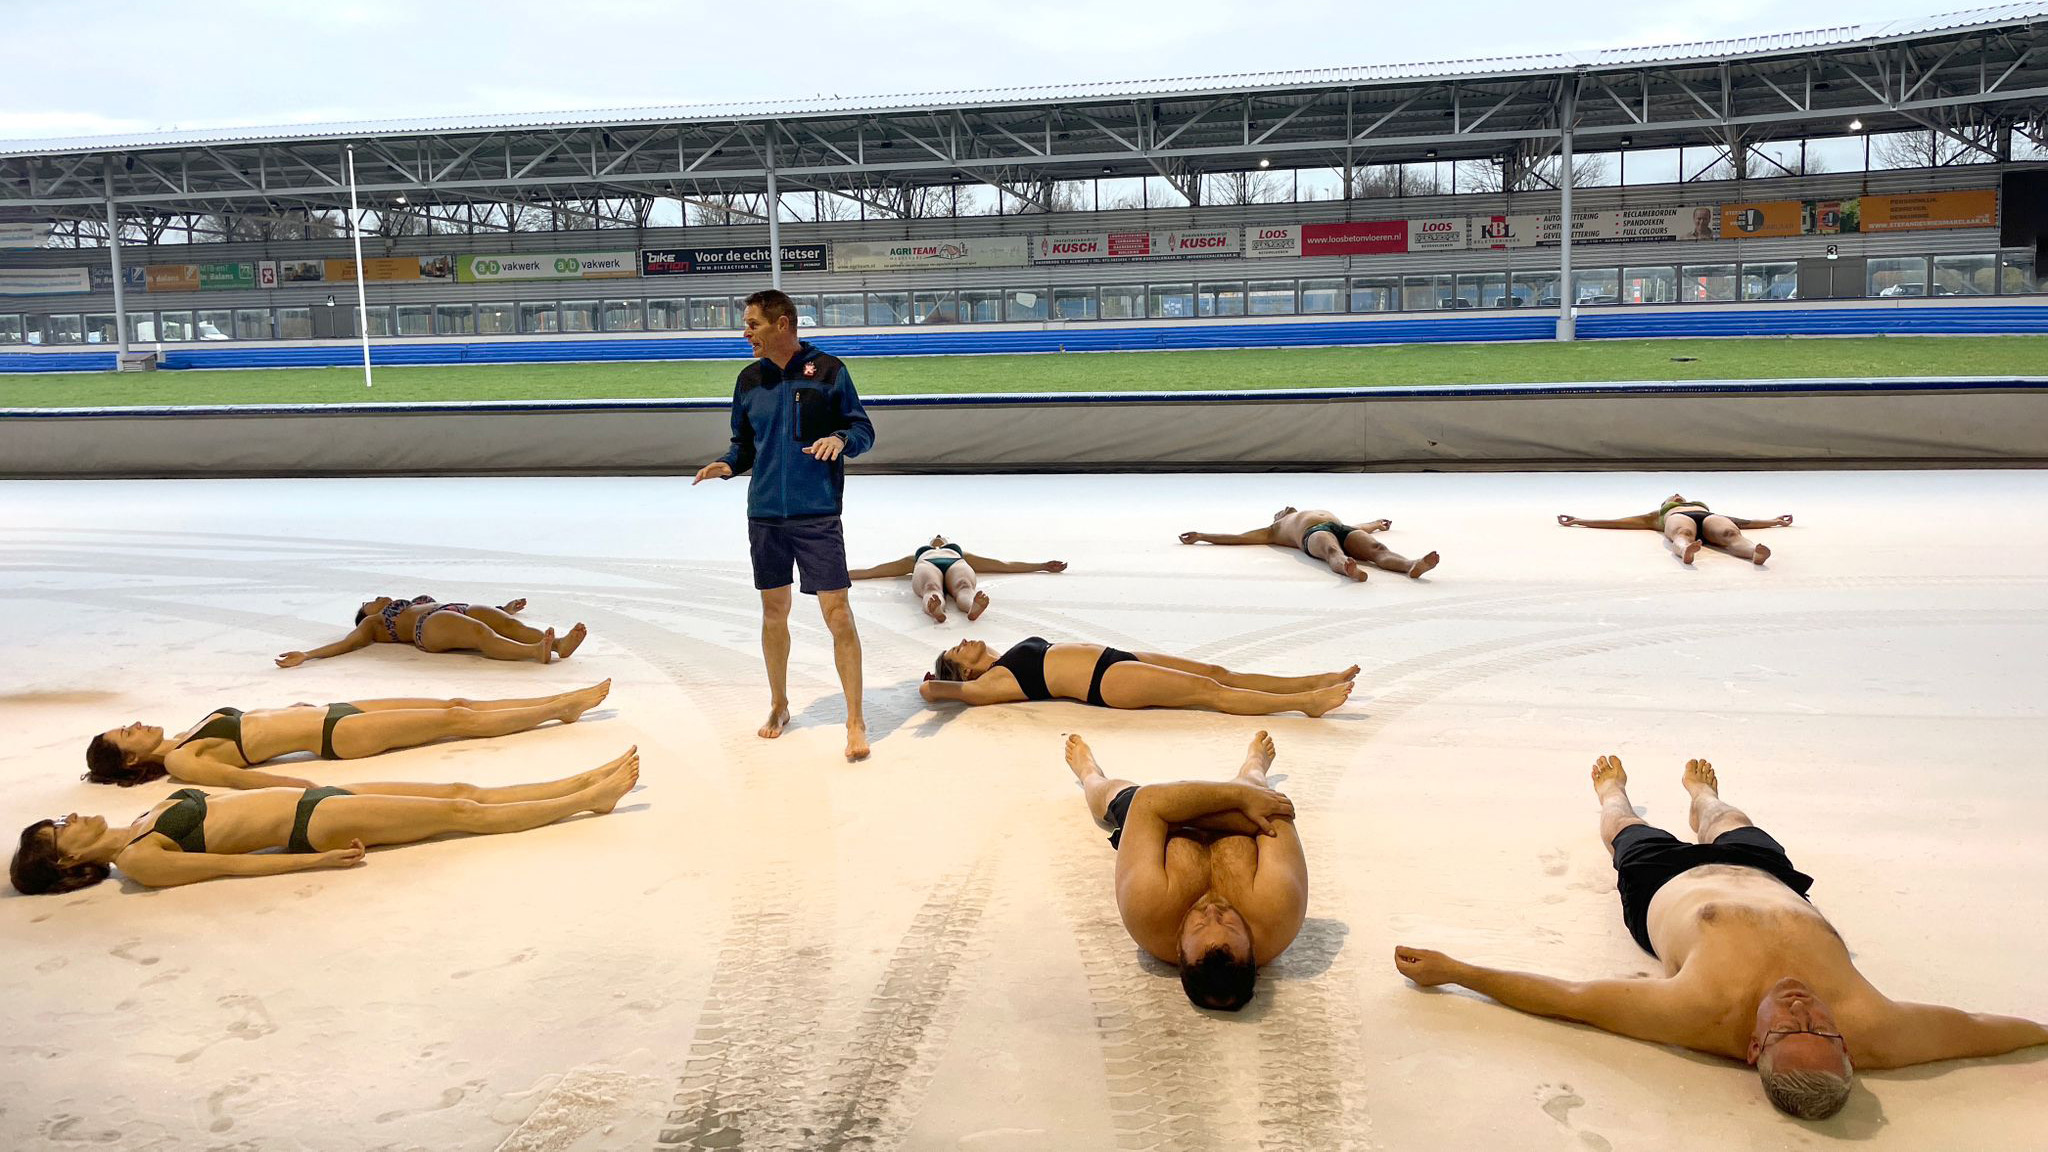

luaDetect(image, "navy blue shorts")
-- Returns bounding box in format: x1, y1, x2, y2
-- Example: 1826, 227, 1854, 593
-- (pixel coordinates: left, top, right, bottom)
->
748, 515, 850, 595
1610, 823, 1815, 957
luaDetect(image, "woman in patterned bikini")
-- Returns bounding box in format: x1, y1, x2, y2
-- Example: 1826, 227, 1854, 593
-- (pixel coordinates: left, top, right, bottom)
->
275, 594, 587, 666
1180, 506, 1439, 582
1557, 493, 1793, 565
10, 749, 639, 894
847, 535, 1068, 623
81, 681, 611, 790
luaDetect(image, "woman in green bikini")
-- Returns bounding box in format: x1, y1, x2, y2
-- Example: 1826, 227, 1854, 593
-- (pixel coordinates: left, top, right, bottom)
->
848, 535, 1068, 623
82, 681, 611, 790
11, 748, 639, 894
1557, 493, 1793, 565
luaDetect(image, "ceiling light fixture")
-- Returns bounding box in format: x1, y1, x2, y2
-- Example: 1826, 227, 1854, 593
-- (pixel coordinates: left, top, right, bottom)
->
1848, 118, 1863, 131
1258, 158, 1271, 168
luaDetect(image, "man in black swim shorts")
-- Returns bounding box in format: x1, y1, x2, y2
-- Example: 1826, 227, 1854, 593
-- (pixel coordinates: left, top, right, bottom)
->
1393, 755, 2048, 1121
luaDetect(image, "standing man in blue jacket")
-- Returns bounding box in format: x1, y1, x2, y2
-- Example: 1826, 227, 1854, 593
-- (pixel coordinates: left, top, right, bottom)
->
694, 289, 876, 761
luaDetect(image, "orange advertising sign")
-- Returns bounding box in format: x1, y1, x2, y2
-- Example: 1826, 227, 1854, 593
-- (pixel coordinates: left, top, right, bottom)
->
1860, 189, 1996, 232
144, 264, 200, 292
324, 257, 425, 282
1719, 201, 1805, 239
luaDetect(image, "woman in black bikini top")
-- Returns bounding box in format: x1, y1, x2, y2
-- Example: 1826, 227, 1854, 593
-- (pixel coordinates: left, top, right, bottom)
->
273, 594, 588, 667
847, 535, 1068, 624
10, 748, 642, 895
921, 637, 1358, 717
83, 681, 613, 790
1557, 492, 1794, 566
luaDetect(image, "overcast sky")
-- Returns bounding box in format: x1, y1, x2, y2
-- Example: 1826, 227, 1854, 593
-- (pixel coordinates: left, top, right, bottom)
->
0, 0, 1969, 142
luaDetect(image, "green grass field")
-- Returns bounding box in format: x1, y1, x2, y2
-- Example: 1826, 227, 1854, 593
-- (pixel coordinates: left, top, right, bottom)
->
3, 335, 2045, 408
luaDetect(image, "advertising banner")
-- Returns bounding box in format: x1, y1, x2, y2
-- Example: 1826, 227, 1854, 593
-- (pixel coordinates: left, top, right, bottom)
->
0, 267, 89, 295
1030, 230, 1242, 263
88, 265, 149, 292
323, 256, 454, 283
0, 222, 53, 248
641, 244, 829, 276
1301, 220, 1409, 256
1030, 233, 1119, 263
199, 262, 255, 291
1720, 201, 1807, 239
145, 264, 201, 293
1407, 217, 1469, 252
835, 236, 1029, 271
1479, 206, 1718, 248
1245, 224, 1302, 258
455, 251, 637, 283
279, 259, 325, 284
1154, 228, 1241, 258
1860, 189, 1997, 232
257, 261, 278, 288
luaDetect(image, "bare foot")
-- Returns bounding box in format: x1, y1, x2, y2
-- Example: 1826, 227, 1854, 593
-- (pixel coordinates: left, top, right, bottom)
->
1591, 754, 1628, 795
1407, 551, 1440, 579
588, 748, 639, 814
559, 679, 611, 721
1243, 729, 1276, 773
1315, 665, 1361, 688
1341, 558, 1369, 582
924, 593, 947, 624
1064, 733, 1103, 782
1302, 681, 1353, 717
1679, 539, 1702, 565
845, 721, 870, 762
758, 704, 791, 739
1751, 544, 1770, 567
553, 622, 588, 659
1681, 757, 1719, 796
536, 628, 555, 663
966, 590, 990, 621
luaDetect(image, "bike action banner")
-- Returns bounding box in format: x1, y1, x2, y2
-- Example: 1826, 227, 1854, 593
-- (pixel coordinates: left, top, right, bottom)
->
455, 251, 636, 282
641, 244, 829, 276
833, 236, 1029, 271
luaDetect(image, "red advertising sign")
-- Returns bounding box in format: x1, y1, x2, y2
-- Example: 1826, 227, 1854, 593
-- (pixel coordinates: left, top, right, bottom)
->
1106, 231, 1152, 257
1301, 220, 1409, 256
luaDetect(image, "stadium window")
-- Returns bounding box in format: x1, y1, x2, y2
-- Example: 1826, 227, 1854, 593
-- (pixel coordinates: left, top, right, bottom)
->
84, 313, 116, 343
157, 310, 194, 341
233, 308, 271, 340
1051, 288, 1096, 321
40, 314, 82, 344
1511, 271, 1559, 307
1098, 285, 1145, 321
866, 292, 913, 325
518, 302, 558, 333
124, 314, 153, 343
687, 297, 735, 330
1005, 289, 1048, 321
1569, 269, 1620, 305
645, 298, 686, 330
197, 308, 234, 339
1402, 275, 1451, 311
277, 307, 314, 339
1740, 262, 1798, 301
396, 304, 434, 336
0, 313, 23, 343
559, 301, 598, 333
1454, 273, 1508, 310
1349, 278, 1398, 312
1147, 284, 1195, 319
1622, 266, 1678, 304
2000, 253, 2044, 294
1864, 257, 1928, 297
1300, 278, 1345, 314
820, 293, 864, 326
436, 304, 477, 335
1681, 264, 1738, 302
1931, 255, 1997, 296
914, 290, 961, 324
477, 303, 517, 335
1197, 282, 1245, 317
601, 300, 643, 331
960, 289, 1003, 322
1248, 281, 1297, 315
790, 295, 820, 328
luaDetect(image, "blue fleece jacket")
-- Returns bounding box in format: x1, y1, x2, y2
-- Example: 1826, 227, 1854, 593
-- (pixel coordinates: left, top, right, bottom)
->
716, 341, 876, 520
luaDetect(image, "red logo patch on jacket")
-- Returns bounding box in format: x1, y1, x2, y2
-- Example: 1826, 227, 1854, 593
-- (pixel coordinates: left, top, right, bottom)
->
802, 362, 818, 378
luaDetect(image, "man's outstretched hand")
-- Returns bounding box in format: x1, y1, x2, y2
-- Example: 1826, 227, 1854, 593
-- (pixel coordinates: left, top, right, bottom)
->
693, 461, 733, 485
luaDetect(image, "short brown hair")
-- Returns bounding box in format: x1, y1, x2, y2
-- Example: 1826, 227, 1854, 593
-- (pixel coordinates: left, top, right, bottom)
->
744, 289, 798, 331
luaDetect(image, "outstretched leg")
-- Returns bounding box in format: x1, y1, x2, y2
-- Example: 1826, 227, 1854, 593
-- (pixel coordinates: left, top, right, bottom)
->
327, 691, 600, 758
462, 605, 547, 643
303, 748, 639, 850
1098, 663, 1352, 717
343, 755, 632, 802
1592, 754, 1648, 851
418, 613, 551, 662
1661, 521, 1703, 565
910, 560, 948, 623
1132, 651, 1357, 693
345, 681, 608, 715
1305, 531, 1368, 581
1682, 758, 1754, 842
1701, 516, 1769, 566
1343, 531, 1438, 578
946, 561, 989, 621
1065, 733, 1139, 824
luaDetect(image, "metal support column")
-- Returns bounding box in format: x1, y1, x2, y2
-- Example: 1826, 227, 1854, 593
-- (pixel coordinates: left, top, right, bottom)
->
103, 169, 129, 356
765, 131, 782, 289
1556, 79, 1579, 343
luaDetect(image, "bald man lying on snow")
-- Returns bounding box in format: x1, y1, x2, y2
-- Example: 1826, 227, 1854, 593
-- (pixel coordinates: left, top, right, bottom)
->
1395, 756, 2048, 1120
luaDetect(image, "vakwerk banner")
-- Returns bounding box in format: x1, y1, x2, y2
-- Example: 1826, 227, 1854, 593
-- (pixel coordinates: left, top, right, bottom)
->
456, 252, 637, 282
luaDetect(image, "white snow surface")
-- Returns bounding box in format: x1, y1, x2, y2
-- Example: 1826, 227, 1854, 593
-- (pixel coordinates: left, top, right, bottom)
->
1, 469, 2043, 1151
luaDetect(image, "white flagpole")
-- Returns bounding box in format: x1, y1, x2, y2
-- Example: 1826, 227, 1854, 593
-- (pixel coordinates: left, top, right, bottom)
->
345, 145, 374, 388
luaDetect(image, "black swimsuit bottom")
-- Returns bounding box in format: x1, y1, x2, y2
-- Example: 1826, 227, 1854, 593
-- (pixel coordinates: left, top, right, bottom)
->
991, 638, 1138, 707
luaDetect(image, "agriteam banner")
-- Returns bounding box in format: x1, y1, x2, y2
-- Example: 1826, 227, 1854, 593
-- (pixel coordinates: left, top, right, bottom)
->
455, 251, 636, 282
834, 236, 1029, 271
0, 222, 54, 249
641, 245, 829, 276
0, 267, 89, 295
